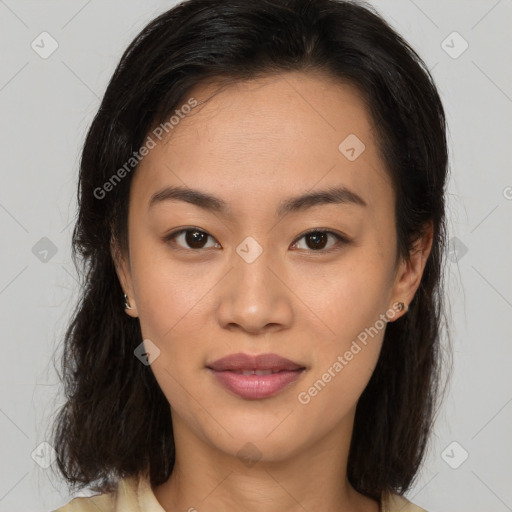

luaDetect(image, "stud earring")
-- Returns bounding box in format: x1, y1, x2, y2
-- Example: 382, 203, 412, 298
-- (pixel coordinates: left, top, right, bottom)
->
396, 302, 408, 313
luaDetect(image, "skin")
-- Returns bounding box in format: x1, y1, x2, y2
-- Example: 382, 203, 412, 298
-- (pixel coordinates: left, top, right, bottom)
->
113, 71, 433, 512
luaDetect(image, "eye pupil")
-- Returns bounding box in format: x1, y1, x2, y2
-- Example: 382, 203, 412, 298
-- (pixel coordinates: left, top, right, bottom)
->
306, 232, 327, 250
186, 230, 208, 249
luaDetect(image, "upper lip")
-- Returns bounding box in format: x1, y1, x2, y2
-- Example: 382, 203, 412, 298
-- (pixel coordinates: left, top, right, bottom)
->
206, 352, 304, 372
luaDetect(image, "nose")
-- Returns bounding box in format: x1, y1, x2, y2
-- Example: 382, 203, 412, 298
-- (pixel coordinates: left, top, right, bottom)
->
215, 247, 294, 335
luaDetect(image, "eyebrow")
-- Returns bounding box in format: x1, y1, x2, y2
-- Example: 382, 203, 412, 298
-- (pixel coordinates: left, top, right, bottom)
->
148, 184, 367, 217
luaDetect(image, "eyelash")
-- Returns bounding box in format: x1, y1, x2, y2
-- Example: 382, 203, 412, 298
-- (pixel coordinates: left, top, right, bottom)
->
163, 227, 350, 254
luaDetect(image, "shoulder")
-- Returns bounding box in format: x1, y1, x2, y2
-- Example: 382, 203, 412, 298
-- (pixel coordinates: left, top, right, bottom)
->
52, 492, 115, 512
52, 476, 138, 512
382, 490, 428, 512
52, 474, 164, 512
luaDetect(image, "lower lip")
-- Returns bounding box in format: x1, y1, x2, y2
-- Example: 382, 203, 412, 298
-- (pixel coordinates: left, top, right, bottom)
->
208, 369, 304, 400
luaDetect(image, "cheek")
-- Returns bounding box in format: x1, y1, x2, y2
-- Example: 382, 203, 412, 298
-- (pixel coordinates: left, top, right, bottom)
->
291, 253, 392, 396
130, 243, 214, 343
292, 252, 393, 340
295, 264, 389, 418
296, 339, 382, 430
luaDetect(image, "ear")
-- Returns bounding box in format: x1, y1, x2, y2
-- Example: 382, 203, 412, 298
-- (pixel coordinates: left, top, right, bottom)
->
388, 221, 433, 322
110, 236, 139, 318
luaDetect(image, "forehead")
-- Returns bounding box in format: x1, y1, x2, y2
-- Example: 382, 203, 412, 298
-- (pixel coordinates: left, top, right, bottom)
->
132, 71, 392, 215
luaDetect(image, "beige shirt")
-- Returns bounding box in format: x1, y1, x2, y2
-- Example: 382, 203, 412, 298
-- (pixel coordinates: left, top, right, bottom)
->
53, 475, 427, 512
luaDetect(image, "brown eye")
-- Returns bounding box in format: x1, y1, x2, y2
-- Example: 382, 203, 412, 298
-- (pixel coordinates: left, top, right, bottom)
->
184, 230, 207, 249
292, 230, 348, 252
165, 228, 220, 250
304, 231, 329, 250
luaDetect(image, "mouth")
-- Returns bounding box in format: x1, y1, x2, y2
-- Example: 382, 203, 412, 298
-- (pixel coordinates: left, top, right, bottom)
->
206, 352, 304, 372
206, 352, 306, 400
226, 369, 293, 375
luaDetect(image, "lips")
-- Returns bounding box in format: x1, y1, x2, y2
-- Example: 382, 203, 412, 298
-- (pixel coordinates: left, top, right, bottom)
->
207, 352, 304, 372
206, 352, 305, 400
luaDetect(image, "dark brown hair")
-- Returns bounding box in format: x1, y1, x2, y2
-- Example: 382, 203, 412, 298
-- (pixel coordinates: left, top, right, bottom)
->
49, 0, 451, 500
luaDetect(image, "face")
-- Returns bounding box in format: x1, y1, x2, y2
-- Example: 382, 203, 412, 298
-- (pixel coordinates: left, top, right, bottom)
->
114, 72, 428, 464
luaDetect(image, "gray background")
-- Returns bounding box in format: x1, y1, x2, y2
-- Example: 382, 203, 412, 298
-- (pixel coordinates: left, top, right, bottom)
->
1, 1, 511, 511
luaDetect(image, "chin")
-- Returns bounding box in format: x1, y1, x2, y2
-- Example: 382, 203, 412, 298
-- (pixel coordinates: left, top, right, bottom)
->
195, 409, 318, 464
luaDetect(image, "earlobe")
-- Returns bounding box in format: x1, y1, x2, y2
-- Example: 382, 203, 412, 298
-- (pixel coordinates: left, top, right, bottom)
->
110, 237, 139, 318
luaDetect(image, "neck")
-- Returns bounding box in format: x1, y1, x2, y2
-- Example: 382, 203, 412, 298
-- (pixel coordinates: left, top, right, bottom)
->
153, 409, 380, 512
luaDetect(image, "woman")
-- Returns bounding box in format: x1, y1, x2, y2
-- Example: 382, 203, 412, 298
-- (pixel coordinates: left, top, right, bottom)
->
51, 0, 449, 510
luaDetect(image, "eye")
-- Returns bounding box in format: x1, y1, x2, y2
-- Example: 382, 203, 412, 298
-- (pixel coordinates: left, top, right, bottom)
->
164, 228, 220, 250
291, 229, 349, 252
163, 227, 349, 253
